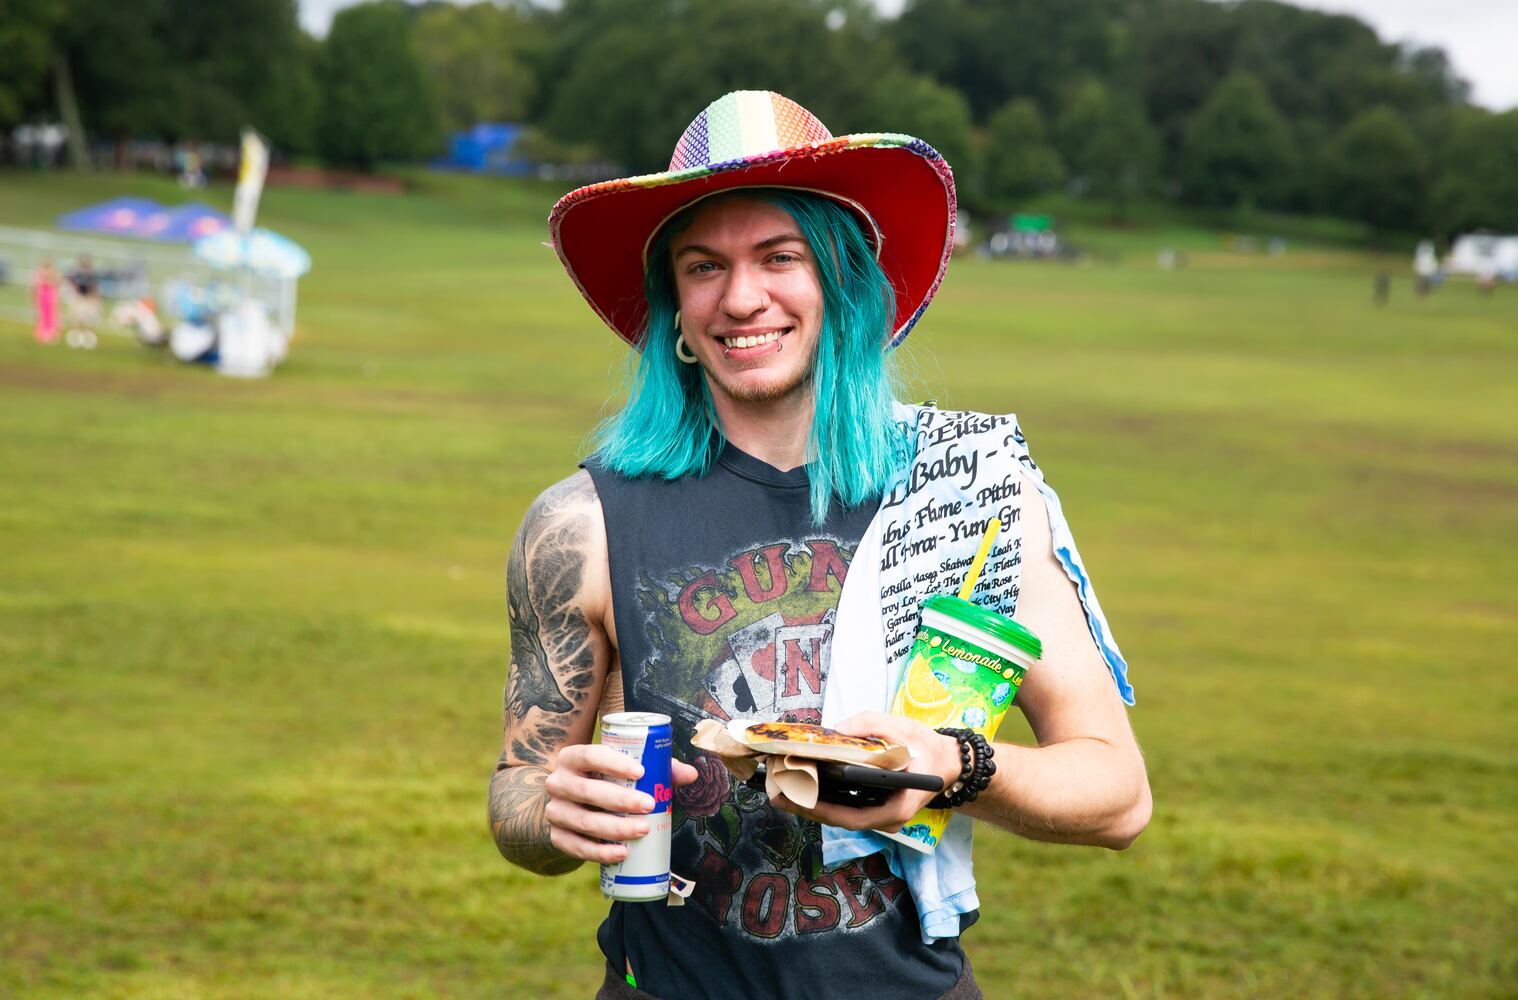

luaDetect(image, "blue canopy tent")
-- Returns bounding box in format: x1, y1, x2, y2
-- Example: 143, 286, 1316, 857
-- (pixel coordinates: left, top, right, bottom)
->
435, 123, 533, 176
56, 199, 232, 243
55, 197, 165, 238
130, 203, 233, 243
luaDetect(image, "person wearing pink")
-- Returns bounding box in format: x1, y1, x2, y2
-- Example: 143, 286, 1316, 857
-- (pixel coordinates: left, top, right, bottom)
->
33, 259, 60, 344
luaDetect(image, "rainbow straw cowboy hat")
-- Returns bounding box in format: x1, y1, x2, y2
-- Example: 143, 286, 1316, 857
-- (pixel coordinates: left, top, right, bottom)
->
549, 90, 957, 350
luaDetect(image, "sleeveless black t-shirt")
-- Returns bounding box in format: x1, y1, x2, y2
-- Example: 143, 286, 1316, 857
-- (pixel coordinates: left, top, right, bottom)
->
584, 445, 966, 1000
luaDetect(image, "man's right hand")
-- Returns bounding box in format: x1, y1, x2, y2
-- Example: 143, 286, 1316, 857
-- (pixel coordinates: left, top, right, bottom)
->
491, 472, 696, 874
543, 744, 699, 863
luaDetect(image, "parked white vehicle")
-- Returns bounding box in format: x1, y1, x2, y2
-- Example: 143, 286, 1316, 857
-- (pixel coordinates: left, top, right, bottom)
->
1445, 232, 1518, 282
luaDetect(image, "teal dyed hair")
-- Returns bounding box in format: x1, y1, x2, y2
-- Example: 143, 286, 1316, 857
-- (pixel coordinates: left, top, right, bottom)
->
589, 188, 910, 524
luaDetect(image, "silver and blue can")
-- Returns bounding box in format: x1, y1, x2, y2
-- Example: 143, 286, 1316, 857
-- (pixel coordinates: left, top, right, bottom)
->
597, 712, 673, 902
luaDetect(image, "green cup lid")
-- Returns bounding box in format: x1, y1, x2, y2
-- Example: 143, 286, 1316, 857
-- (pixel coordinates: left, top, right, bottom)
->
922, 594, 1042, 660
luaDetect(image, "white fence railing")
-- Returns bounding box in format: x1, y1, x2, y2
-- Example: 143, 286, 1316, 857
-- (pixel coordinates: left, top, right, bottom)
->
0, 226, 299, 335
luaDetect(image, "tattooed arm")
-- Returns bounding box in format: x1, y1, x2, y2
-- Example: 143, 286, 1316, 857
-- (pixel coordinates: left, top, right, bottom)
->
489, 472, 700, 876
489, 471, 610, 875
795, 468, 1150, 849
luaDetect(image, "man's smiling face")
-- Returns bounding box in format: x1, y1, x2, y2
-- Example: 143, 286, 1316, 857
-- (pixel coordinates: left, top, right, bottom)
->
670, 196, 825, 411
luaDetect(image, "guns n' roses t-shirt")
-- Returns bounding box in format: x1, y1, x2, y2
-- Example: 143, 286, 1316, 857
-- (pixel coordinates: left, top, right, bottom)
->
585, 445, 968, 1000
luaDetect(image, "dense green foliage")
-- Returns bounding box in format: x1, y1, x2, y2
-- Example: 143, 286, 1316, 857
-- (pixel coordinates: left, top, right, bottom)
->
40, 0, 307, 146
983, 98, 1065, 207
1058, 80, 1162, 220
1181, 73, 1294, 210
1324, 107, 1428, 235
1, 169, 1515, 998
5, 0, 1516, 232
316, 2, 438, 170
892, 0, 1122, 121
1430, 108, 1518, 235
0, 0, 59, 124
410, 2, 543, 134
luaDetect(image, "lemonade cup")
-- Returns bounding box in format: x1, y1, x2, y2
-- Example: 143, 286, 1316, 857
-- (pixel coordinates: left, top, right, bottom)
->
884, 594, 1041, 852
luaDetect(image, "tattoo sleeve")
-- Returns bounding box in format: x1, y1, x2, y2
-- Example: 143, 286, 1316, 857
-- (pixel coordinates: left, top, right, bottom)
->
489, 473, 605, 874
488, 765, 580, 876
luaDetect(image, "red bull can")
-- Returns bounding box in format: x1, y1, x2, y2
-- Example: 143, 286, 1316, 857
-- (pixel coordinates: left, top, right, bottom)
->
598, 712, 673, 902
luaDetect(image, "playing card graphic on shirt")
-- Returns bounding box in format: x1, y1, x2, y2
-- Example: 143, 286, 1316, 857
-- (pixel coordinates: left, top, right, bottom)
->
628, 535, 907, 941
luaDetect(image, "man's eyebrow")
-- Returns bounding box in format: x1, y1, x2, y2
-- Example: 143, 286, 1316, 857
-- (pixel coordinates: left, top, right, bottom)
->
673, 233, 807, 259
752, 233, 806, 251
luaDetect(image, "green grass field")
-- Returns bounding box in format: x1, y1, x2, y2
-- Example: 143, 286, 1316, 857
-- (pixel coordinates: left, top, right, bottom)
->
1, 170, 1514, 999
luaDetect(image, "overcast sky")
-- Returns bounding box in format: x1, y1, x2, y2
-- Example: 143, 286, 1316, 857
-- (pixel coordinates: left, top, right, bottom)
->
297, 0, 1518, 110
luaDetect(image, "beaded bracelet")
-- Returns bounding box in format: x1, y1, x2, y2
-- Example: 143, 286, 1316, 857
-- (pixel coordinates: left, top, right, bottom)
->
928, 728, 997, 809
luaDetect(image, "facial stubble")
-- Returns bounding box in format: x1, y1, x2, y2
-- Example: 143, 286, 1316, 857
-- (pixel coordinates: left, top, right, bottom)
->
701, 349, 815, 407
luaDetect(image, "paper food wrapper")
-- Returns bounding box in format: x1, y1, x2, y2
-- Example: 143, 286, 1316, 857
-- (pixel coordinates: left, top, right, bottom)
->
692, 718, 910, 809
692, 718, 761, 780
766, 755, 820, 809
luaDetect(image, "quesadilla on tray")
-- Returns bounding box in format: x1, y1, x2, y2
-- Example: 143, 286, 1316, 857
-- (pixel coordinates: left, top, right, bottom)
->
725, 719, 912, 768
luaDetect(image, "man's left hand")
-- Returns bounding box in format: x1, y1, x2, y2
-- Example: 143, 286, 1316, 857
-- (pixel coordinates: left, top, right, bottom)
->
766, 711, 965, 832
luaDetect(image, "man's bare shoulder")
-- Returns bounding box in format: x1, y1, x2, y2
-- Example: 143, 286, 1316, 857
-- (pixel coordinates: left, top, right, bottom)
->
1014, 467, 1056, 561
1012, 466, 1130, 730
515, 470, 605, 558
521, 469, 602, 528
512, 470, 609, 622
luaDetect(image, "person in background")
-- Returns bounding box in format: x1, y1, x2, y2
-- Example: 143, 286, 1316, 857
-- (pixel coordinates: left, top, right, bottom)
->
1413, 239, 1440, 297
65, 254, 102, 349
33, 258, 60, 344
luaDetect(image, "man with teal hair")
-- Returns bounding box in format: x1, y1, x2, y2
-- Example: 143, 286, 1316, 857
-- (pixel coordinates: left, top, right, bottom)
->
490, 92, 1150, 1000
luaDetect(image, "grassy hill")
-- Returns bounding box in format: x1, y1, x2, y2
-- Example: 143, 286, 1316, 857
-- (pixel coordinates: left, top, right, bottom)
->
1, 170, 1513, 998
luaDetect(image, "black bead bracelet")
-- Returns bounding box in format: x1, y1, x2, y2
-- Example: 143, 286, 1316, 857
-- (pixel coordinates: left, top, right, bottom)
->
928, 728, 996, 809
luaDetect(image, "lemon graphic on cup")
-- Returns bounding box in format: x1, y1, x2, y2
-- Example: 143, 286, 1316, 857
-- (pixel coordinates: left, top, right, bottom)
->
898, 657, 958, 729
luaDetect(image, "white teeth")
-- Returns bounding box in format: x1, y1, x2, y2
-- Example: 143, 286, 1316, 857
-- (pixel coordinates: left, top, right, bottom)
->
722, 331, 783, 349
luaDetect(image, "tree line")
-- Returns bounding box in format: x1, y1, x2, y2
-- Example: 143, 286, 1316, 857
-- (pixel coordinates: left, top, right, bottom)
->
3, 0, 1515, 237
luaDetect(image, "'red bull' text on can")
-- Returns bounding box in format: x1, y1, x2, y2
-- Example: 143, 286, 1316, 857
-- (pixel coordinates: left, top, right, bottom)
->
597, 712, 673, 902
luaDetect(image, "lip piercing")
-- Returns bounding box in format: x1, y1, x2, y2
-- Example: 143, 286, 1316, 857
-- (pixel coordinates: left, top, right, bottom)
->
722, 335, 785, 359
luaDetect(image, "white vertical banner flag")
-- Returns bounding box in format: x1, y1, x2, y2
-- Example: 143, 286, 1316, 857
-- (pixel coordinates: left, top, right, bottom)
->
232, 127, 269, 234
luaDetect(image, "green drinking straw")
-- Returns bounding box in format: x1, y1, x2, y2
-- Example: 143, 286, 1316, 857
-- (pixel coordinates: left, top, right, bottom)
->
957, 517, 1002, 602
